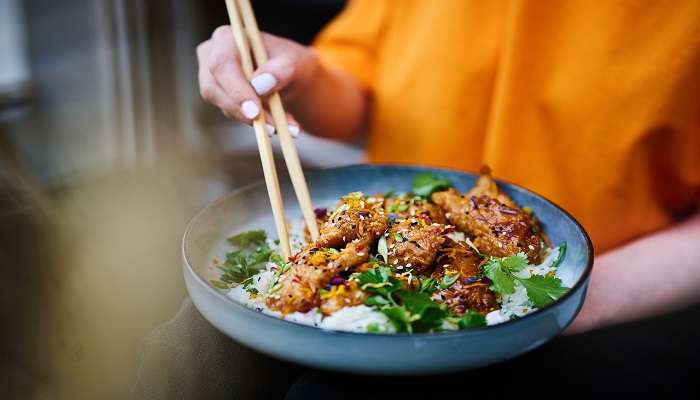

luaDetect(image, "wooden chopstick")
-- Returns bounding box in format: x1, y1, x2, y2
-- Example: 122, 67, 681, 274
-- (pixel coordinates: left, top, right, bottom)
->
224, 0, 291, 258
235, 0, 321, 242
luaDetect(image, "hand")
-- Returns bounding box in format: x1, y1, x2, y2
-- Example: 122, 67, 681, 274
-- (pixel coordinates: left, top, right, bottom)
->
196, 26, 320, 133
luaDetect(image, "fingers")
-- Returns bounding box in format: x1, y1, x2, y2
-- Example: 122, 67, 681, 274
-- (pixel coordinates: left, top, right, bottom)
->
198, 42, 239, 120
263, 111, 301, 138
197, 27, 304, 136
249, 33, 309, 97
204, 26, 262, 122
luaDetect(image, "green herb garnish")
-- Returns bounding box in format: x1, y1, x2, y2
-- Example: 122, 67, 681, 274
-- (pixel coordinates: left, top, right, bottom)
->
419, 277, 437, 294
439, 273, 459, 289
482, 253, 568, 307
412, 173, 452, 199
551, 242, 567, 269
227, 229, 267, 248
377, 235, 389, 263
214, 230, 283, 289
358, 267, 448, 333
456, 310, 487, 328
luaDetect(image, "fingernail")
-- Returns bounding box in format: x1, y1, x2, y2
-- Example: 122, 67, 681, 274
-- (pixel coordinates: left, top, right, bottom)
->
288, 124, 300, 138
265, 123, 275, 137
250, 73, 277, 95
241, 100, 260, 119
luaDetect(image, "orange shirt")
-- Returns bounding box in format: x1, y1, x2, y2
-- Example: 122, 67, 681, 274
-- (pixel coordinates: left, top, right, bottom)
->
313, 0, 700, 253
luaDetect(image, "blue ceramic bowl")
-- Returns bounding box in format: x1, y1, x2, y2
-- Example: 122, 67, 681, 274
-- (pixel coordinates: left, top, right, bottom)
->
182, 165, 593, 375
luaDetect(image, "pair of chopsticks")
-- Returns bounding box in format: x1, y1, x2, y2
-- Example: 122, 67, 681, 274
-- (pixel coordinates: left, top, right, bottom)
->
224, 0, 319, 258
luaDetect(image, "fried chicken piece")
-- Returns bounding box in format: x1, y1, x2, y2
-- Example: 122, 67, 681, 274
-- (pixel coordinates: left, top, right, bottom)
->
432, 175, 542, 263
440, 282, 498, 315
319, 280, 368, 315
267, 208, 387, 314
435, 238, 481, 277
431, 240, 498, 315
383, 196, 446, 224
317, 193, 385, 249
466, 166, 518, 208
386, 217, 446, 275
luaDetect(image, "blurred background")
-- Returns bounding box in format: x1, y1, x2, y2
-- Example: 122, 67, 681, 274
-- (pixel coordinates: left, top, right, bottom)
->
0, 0, 356, 398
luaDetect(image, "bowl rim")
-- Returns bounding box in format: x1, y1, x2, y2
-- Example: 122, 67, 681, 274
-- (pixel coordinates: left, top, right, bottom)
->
182, 163, 594, 338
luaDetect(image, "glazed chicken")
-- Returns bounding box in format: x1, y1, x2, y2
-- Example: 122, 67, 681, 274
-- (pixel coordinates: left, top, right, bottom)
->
320, 280, 368, 315
432, 239, 498, 315
267, 194, 387, 314
267, 169, 546, 319
432, 171, 543, 263
385, 217, 446, 275
316, 193, 385, 249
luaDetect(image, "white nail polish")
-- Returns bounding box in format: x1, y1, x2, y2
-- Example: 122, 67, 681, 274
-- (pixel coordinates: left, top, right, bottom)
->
265, 123, 275, 136
241, 100, 260, 119
288, 124, 300, 137
250, 73, 277, 95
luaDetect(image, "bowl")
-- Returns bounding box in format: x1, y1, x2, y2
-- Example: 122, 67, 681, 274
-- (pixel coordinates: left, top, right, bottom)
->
182, 164, 593, 375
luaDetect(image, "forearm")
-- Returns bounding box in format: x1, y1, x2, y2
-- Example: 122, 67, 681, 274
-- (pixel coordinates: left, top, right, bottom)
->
566, 212, 700, 334
285, 52, 370, 140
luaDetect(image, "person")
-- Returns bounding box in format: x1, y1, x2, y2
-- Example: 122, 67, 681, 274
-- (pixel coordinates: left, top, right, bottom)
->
197, 0, 700, 335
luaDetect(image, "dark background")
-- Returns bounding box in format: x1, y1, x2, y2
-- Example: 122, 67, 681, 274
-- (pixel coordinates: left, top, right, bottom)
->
1, 0, 698, 398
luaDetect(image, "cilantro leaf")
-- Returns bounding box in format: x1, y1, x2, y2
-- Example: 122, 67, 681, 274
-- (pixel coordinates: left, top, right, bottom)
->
382, 306, 413, 334
215, 230, 281, 288
457, 310, 487, 329
396, 290, 448, 332
357, 266, 401, 299
501, 253, 528, 272
517, 275, 568, 307
359, 267, 449, 333
412, 173, 452, 199
366, 323, 381, 333
482, 254, 569, 307
482, 258, 516, 295
419, 278, 437, 294
227, 229, 267, 248
365, 295, 390, 306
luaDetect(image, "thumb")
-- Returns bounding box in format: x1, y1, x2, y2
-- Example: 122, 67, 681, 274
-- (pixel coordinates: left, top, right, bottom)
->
249, 55, 298, 96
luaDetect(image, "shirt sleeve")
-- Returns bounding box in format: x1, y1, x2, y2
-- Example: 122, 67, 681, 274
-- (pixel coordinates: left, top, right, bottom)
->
312, 0, 389, 91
